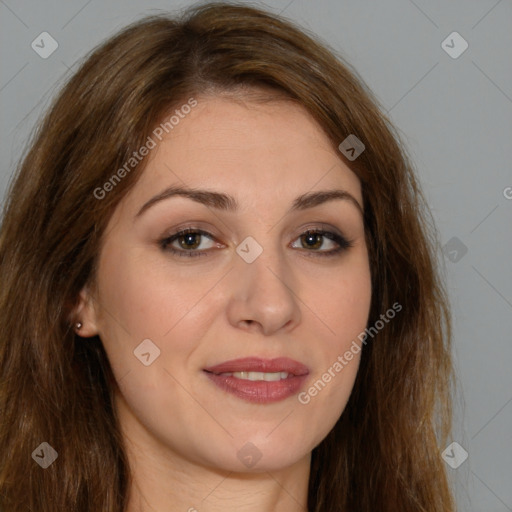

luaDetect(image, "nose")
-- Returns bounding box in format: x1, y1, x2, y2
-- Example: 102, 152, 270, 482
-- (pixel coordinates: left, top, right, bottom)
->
225, 241, 301, 336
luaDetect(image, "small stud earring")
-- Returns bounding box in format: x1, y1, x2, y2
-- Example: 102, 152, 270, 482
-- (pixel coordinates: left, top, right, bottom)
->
76, 321, 83, 330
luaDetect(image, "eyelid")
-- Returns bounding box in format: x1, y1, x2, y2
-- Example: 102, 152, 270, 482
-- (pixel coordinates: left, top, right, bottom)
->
291, 222, 343, 239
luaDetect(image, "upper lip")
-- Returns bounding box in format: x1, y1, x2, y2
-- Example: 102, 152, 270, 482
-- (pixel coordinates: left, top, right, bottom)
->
204, 357, 309, 376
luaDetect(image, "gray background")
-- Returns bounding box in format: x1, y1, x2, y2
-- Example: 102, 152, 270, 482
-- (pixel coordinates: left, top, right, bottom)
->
1, 0, 511, 510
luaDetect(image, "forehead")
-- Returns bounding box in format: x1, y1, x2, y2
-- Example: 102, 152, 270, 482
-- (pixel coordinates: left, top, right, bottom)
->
128, 96, 363, 210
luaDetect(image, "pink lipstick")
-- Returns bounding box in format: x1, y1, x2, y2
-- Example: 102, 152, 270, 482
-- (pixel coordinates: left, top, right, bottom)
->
203, 357, 309, 404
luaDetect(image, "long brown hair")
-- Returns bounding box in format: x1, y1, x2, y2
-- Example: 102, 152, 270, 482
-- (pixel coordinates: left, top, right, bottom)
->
0, 3, 454, 510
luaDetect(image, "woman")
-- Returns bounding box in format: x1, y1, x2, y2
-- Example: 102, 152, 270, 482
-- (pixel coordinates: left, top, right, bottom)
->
0, 3, 454, 511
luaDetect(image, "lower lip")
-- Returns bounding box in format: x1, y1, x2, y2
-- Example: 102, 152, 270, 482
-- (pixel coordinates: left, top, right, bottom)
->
204, 372, 309, 403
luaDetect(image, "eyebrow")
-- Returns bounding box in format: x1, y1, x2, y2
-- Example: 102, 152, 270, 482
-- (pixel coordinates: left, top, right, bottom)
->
135, 184, 364, 219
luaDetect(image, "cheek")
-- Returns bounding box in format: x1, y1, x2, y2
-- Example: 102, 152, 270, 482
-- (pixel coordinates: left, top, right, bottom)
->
93, 247, 217, 411
96, 245, 219, 340
310, 255, 372, 346
298, 253, 371, 418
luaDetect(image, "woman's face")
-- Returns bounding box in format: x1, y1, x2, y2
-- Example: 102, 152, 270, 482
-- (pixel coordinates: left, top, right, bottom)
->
80, 95, 372, 472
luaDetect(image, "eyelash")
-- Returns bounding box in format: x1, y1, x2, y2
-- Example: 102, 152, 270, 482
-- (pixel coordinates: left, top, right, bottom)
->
159, 227, 354, 258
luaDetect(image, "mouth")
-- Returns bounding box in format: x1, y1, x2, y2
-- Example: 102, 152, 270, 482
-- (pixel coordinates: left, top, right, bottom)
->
211, 370, 292, 381
203, 357, 309, 403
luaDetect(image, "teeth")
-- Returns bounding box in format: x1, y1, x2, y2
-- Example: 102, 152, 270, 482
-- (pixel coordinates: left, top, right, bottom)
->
219, 371, 289, 381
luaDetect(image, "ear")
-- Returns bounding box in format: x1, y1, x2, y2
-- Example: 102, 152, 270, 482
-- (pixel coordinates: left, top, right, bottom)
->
72, 284, 100, 337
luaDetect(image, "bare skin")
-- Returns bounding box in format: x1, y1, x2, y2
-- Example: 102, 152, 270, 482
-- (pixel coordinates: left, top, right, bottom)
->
76, 95, 372, 511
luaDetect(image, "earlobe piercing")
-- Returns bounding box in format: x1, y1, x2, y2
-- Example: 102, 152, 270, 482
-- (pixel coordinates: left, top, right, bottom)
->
76, 321, 83, 330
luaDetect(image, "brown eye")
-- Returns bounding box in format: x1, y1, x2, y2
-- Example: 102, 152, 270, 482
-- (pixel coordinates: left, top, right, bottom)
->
160, 228, 217, 257
291, 230, 353, 256
177, 232, 202, 250
300, 232, 325, 250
